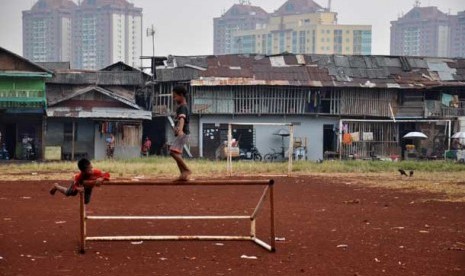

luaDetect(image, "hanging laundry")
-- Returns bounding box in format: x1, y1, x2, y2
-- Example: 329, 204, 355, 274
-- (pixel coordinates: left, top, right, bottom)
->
350, 132, 360, 142
363, 132, 374, 141
343, 133, 352, 145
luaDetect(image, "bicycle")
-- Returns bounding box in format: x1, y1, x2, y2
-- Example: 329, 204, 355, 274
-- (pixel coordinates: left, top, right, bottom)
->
263, 146, 286, 162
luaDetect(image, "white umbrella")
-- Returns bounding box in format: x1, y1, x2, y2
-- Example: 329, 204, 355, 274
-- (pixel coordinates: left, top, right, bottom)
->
452, 132, 465, 139
403, 131, 428, 139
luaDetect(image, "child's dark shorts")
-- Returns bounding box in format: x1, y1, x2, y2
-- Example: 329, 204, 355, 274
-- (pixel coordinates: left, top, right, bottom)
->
65, 183, 93, 204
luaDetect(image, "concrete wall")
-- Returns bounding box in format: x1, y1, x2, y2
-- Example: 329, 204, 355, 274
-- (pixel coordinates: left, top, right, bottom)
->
197, 115, 339, 161
45, 119, 95, 159
94, 123, 142, 160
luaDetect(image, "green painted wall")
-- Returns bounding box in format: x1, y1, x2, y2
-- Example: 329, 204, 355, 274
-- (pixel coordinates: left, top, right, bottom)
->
0, 77, 46, 108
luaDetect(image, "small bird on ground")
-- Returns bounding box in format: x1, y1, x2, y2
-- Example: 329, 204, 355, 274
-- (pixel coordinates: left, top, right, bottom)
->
409, 170, 414, 177
398, 169, 408, 176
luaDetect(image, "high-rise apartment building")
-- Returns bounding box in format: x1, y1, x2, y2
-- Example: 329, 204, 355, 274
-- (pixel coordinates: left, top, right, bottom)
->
213, 3, 269, 55
215, 0, 372, 56
390, 4, 465, 58
23, 0, 76, 62
450, 11, 465, 58
390, 5, 452, 57
23, 0, 143, 70
73, 0, 142, 70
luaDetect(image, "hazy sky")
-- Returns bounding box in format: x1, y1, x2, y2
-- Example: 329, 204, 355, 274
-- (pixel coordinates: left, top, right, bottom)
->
0, 0, 463, 57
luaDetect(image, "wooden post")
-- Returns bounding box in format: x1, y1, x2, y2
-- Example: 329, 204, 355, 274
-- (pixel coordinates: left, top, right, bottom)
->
79, 190, 86, 254
71, 121, 75, 161
227, 124, 232, 176
288, 124, 294, 177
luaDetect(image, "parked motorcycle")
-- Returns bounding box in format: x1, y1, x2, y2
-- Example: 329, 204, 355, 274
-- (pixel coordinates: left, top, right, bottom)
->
239, 146, 262, 161
22, 135, 35, 160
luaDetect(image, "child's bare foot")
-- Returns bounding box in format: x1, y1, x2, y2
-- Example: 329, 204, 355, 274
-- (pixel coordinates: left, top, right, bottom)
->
49, 184, 58, 195
180, 170, 192, 181
173, 176, 188, 182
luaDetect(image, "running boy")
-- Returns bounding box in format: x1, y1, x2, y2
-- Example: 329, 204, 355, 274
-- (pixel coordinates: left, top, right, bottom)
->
49, 158, 110, 204
170, 86, 192, 181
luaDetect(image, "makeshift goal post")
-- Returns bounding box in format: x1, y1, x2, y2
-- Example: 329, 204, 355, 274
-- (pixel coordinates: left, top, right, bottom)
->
78, 179, 276, 253
227, 122, 294, 177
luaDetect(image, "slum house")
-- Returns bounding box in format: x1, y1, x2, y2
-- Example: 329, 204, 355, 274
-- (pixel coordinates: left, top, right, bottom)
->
153, 54, 465, 161
0, 47, 52, 160
42, 61, 152, 160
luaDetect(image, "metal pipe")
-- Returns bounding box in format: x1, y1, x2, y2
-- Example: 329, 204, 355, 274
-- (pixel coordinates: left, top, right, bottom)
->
269, 184, 276, 251
86, 235, 254, 241
253, 237, 274, 252
250, 219, 256, 238
87, 215, 251, 220
251, 185, 269, 219
83, 179, 273, 186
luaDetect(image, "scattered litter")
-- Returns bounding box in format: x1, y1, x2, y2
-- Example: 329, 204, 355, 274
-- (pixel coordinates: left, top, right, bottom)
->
131, 241, 143, 245
399, 246, 405, 249
31, 259, 35, 261
0, 256, 3, 260
55, 221, 66, 224
240, 255, 258, 260
21, 197, 31, 200
336, 244, 349, 249
391, 227, 405, 230
31, 172, 38, 175
159, 257, 168, 261
43, 240, 47, 243
3, 218, 11, 221
343, 199, 360, 204
424, 224, 430, 228
448, 242, 465, 251
275, 237, 286, 241
133, 176, 145, 179
374, 258, 381, 263
419, 230, 429, 234
214, 243, 224, 246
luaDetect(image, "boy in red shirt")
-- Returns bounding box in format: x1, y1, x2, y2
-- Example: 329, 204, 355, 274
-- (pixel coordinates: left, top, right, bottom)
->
49, 158, 110, 204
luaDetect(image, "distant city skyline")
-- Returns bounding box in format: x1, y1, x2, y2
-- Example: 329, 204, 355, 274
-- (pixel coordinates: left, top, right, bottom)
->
0, 0, 463, 59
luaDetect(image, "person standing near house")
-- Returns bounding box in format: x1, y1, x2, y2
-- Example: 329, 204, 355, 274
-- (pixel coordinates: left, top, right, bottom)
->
141, 136, 152, 156
106, 133, 115, 158
170, 86, 192, 181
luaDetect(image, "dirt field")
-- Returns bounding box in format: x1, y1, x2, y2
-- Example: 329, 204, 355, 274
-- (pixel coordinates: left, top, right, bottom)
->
0, 176, 464, 276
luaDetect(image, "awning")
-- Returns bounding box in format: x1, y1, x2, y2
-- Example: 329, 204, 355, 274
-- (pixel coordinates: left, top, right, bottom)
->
46, 107, 152, 120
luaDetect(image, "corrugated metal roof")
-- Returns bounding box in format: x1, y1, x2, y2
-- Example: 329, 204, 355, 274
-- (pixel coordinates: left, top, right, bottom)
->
156, 54, 465, 89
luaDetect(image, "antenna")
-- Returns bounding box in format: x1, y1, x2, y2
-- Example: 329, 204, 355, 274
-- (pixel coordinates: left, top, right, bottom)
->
328, 0, 332, 11
414, 0, 421, 7
239, 0, 251, 5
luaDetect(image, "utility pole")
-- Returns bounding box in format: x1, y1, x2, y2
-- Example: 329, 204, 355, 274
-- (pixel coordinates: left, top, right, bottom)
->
146, 25, 156, 79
